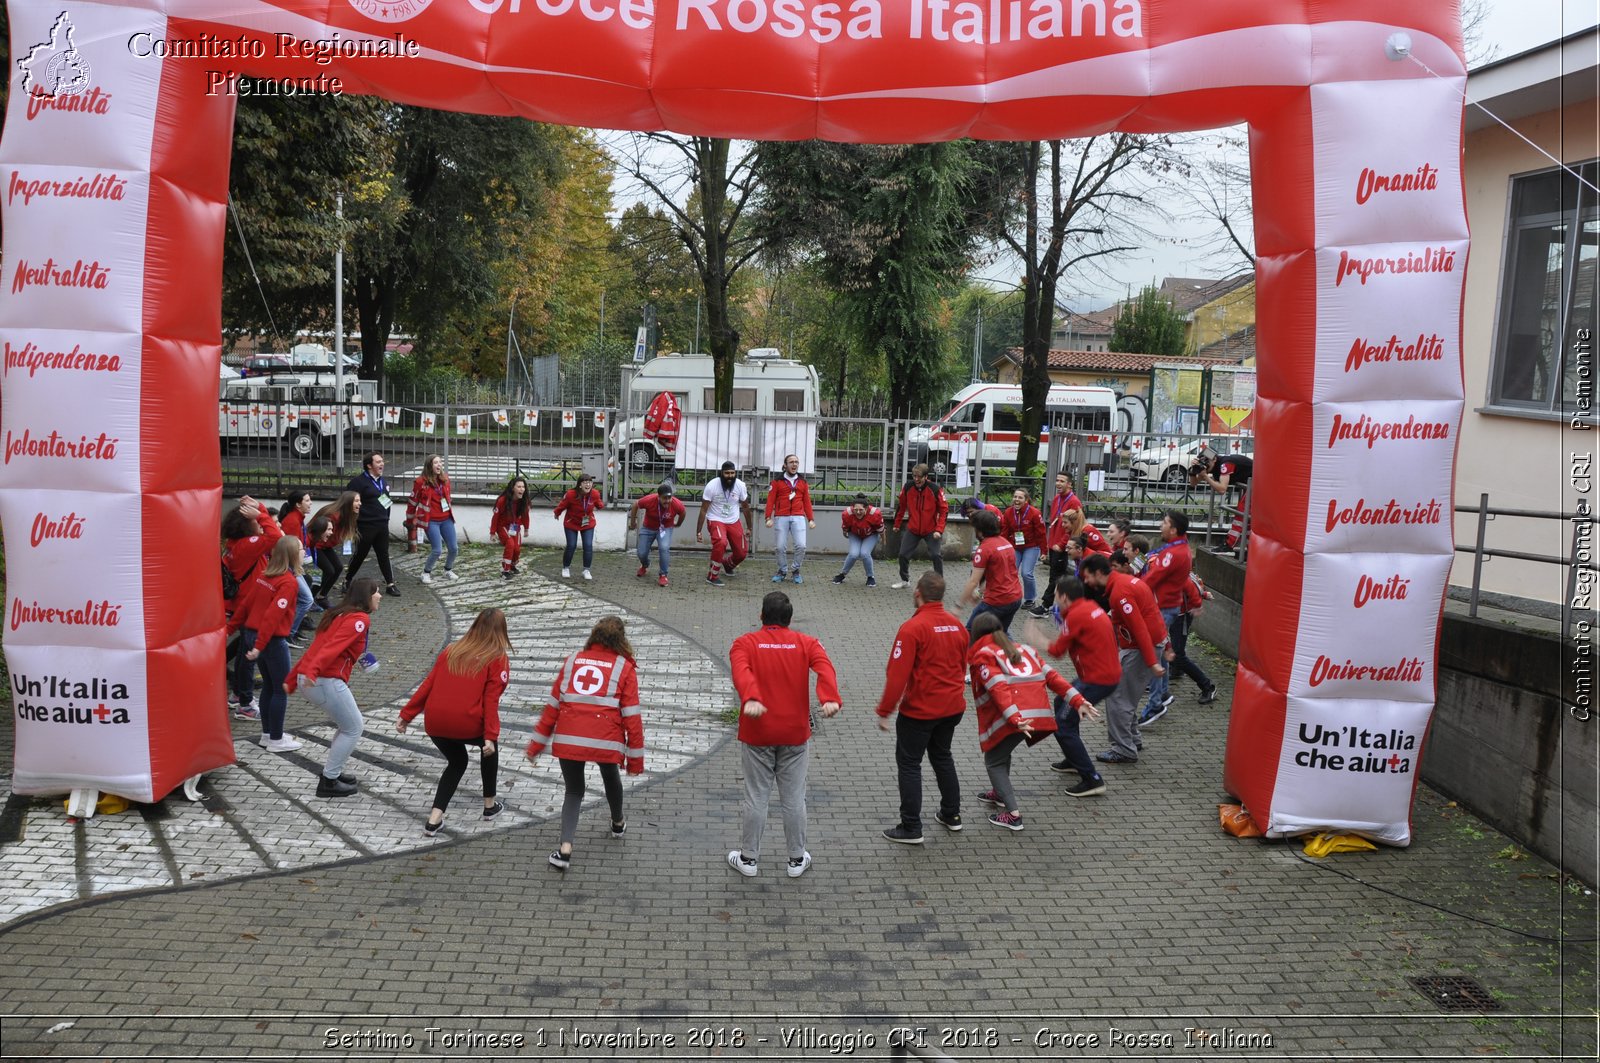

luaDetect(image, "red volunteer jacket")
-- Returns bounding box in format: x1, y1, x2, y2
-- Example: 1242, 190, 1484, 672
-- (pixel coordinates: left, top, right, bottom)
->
553, 487, 604, 532
642, 391, 681, 451
729, 625, 842, 747
281, 509, 310, 549
399, 651, 509, 743
968, 638, 1078, 752
223, 508, 283, 583
286, 612, 371, 692
1140, 538, 1193, 610
764, 476, 815, 520
876, 602, 969, 720
894, 481, 948, 536
1046, 597, 1123, 687
1045, 493, 1081, 551
633, 493, 687, 531
527, 646, 645, 773
841, 506, 885, 539
408, 477, 454, 525
1000, 504, 1047, 551
1105, 570, 1167, 668
229, 571, 298, 651
490, 495, 531, 539
1082, 522, 1113, 556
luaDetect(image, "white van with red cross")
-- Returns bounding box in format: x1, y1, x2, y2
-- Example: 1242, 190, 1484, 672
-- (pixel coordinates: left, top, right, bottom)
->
907, 382, 1117, 477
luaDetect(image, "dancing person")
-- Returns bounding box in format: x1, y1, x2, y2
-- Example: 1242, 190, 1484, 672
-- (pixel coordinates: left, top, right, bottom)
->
875, 572, 970, 843
222, 495, 283, 719
726, 591, 842, 879
491, 476, 531, 579
554, 472, 603, 580
230, 537, 305, 752
398, 608, 512, 836
958, 509, 1023, 634
833, 493, 885, 587
1137, 510, 1216, 724
1044, 473, 1080, 595
343, 452, 400, 596
891, 464, 947, 588
286, 578, 384, 798
629, 481, 686, 587
1080, 553, 1167, 765
764, 454, 816, 584
1000, 487, 1047, 614
409, 455, 459, 585
277, 490, 319, 640
696, 461, 753, 588
526, 616, 645, 870
1042, 576, 1117, 796
309, 492, 359, 608
1063, 506, 1113, 556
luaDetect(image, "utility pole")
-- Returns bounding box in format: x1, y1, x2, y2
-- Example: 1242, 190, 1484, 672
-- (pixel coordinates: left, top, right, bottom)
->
334, 192, 345, 473
970, 302, 983, 384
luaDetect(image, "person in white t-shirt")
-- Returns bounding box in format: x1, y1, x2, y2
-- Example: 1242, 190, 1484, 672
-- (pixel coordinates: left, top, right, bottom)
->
696, 461, 753, 588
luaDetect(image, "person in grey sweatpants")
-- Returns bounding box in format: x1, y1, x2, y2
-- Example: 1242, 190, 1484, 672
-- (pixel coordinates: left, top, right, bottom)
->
726, 592, 842, 879
1102, 648, 1152, 760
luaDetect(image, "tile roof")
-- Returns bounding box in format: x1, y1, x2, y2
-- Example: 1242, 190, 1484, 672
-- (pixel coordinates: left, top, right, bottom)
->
1000, 348, 1245, 372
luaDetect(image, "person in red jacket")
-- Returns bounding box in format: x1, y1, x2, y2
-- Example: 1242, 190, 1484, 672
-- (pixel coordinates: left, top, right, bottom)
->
1081, 553, 1167, 765
629, 481, 687, 586
527, 616, 645, 870
1000, 487, 1048, 614
222, 496, 284, 719
409, 455, 459, 585
276, 489, 319, 640
287, 578, 384, 798
230, 536, 305, 751
968, 613, 1083, 830
398, 608, 512, 836
833, 493, 885, 587
726, 591, 842, 879
892, 463, 947, 588
875, 571, 970, 844
308, 492, 359, 608
554, 472, 604, 580
1138, 509, 1216, 725
1044, 473, 1081, 603
490, 476, 531, 579
764, 453, 816, 584
958, 509, 1024, 635
1041, 576, 1117, 796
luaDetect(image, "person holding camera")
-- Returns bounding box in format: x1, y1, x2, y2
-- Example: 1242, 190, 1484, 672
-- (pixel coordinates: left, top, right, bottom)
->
1191, 447, 1253, 554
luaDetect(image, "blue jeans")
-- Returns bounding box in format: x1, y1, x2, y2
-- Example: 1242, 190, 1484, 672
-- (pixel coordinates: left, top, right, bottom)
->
773, 515, 808, 574
1144, 607, 1211, 714
300, 676, 363, 780
1016, 545, 1041, 603
563, 526, 595, 569
967, 599, 1021, 635
258, 636, 291, 739
840, 533, 878, 581
291, 575, 314, 637
1053, 690, 1109, 780
424, 518, 458, 574
637, 526, 674, 575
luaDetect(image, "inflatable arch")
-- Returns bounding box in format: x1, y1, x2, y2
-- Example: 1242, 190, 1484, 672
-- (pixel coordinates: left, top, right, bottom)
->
1, 0, 1465, 843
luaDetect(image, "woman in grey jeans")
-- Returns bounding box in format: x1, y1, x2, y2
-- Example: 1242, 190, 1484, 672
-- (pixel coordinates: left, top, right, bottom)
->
286, 577, 383, 798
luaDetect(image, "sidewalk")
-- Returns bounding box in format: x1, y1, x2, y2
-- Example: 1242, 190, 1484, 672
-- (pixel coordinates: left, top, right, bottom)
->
0, 547, 1594, 1059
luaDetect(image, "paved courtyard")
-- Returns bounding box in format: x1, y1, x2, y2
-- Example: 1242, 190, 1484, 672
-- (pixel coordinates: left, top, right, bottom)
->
0, 544, 1594, 1060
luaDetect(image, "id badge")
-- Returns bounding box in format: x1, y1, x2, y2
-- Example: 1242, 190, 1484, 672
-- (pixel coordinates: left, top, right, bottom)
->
439, 498, 450, 513
341, 541, 352, 556
508, 524, 520, 536
1014, 532, 1026, 546
415, 527, 426, 544
377, 493, 392, 510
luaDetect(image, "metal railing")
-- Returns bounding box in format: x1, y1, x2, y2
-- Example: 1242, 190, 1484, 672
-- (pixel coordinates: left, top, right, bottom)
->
1457, 493, 1598, 641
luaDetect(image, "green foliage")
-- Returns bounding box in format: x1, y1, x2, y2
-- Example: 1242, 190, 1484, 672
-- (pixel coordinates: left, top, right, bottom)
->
1109, 285, 1188, 357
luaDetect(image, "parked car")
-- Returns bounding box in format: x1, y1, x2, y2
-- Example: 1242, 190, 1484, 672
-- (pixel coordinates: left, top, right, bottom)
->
238, 354, 292, 377
1129, 435, 1253, 484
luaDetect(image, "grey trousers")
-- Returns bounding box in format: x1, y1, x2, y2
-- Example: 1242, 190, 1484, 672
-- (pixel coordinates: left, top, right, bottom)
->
983, 732, 1027, 813
1104, 648, 1154, 758
739, 742, 810, 862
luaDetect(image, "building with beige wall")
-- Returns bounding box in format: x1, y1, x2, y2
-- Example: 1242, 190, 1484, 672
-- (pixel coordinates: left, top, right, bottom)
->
1458, 30, 1597, 608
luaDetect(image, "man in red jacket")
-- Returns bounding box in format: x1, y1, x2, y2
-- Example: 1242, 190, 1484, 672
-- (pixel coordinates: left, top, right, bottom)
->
727, 591, 842, 879
892, 463, 948, 588
1137, 509, 1217, 725
764, 453, 816, 584
1043, 576, 1120, 797
875, 571, 970, 843
1081, 553, 1167, 764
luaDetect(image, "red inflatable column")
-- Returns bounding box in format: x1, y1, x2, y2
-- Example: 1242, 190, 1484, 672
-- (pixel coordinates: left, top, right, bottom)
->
1, 0, 236, 802
1228, 73, 1467, 843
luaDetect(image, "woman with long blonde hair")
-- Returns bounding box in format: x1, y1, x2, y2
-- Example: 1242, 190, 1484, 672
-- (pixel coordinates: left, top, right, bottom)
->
398, 608, 513, 835
308, 492, 361, 606
526, 616, 646, 870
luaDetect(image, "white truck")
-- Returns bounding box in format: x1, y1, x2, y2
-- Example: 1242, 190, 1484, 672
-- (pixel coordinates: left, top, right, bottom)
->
612, 350, 821, 468
218, 369, 377, 459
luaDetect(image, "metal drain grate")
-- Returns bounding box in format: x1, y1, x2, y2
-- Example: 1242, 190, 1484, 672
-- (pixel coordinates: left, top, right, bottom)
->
1408, 975, 1503, 1012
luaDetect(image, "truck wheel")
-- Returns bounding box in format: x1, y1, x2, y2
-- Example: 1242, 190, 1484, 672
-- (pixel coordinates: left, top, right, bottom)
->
290, 428, 321, 459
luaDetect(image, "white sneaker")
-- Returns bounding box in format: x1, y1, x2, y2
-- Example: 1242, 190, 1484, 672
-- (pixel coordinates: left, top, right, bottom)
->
263, 736, 303, 753
419, 571, 433, 585
561, 567, 571, 578
582, 569, 593, 581
727, 849, 758, 877
786, 851, 813, 878
444, 569, 459, 580
891, 580, 909, 589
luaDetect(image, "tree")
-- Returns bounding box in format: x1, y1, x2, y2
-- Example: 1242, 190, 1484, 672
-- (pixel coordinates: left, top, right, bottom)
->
1109, 286, 1187, 357
607, 203, 705, 355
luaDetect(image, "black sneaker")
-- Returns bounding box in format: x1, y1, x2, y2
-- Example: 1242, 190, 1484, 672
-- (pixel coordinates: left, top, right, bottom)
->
1065, 776, 1107, 797
1139, 702, 1169, 727
831, 573, 846, 585
882, 824, 925, 845
483, 801, 505, 820
1198, 685, 1219, 704
549, 849, 571, 870
1096, 749, 1138, 764
386, 583, 401, 597
706, 576, 727, 588
423, 816, 444, 837
1049, 759, 1075, 774
610, 820, 626, 838
935, 811, 963, 832
315, 775, 358, 798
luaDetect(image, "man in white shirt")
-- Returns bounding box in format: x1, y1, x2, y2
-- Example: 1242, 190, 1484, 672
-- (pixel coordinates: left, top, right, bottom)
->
696, 461, 754, 588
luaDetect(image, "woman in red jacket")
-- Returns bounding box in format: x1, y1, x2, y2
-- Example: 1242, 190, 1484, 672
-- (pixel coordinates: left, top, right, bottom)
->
833, 493, 885, 587
1000, 487, 1048, 614
398, 608, 512, 836
231, 537, 305, 752
409, 454, 458, 585
553, 472, 603, 580
222, 496, 283, 719
968, 612, 1083, 831
287, 577, 383, 799
526, 616, 645, 870
490, 476, 531, 579
276, 489, 319, 640
309, 492, 360, 608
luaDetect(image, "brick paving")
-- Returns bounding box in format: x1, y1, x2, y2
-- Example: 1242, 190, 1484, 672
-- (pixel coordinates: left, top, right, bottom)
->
0, 544, 1595, 1060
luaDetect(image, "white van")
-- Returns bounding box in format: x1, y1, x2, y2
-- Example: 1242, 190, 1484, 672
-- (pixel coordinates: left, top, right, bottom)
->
907, 382, 1118, 476
613, 350, 821, 467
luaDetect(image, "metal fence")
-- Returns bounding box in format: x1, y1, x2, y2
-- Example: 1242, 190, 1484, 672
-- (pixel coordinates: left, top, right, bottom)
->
1456, 494, 1598, 642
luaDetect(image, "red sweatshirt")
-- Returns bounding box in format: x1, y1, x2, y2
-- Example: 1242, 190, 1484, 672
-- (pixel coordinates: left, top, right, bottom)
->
894, 481, 948, 536
876, 601, 969, 720
490, 495, 531, 538
969, 638, 1078, 752
841, 505, 885, 539
1000, 504, 1047, 551
286, 612, 371, 692
527, 646, 644, 773
1082, 522, 1112, 556
230, 571, 299, 651
223, 507, 283, 583
1140, 538, 1193, 610
729, 625, 841, 747
1045, 493, 1081, 551
764, 476, 815, 520
408, 476, 454, 525
1046, 597, 1123, 687
399, 651, 509, 743
1105, 570, 1167, 668
553, 488, 603, 532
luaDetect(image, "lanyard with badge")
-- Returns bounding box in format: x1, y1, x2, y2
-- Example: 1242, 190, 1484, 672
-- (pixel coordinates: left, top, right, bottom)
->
578, 490, 594, 528
1013, 507, 1028, 546
368, 472, 392, 511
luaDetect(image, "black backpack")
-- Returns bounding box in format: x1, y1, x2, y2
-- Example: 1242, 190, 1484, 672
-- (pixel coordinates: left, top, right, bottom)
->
222, 561, 241, 601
